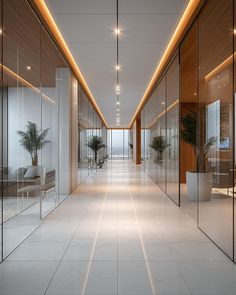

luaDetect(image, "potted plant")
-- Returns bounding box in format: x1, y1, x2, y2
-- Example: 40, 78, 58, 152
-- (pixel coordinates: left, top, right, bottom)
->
17, 121, 50, 172
87, 135, 105, 169
149, 136, 170, 163
181, 111, 217, 201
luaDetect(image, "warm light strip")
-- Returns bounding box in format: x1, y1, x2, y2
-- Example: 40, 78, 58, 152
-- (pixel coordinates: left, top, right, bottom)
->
148, 99, 179, 129
130, 192, 156, 295
34, 0, 108, 127
108, 127, 130, 130
204, 54, 235, 81
129, 0, 201, 128
81, 193, 107, 295
2, 65, 55, 104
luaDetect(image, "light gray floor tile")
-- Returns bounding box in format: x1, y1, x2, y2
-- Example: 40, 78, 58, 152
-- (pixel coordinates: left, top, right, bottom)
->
177, 260, 236, 295
46, 261, 89, 295
118, 261, 153, 295
0, 261, 57, 295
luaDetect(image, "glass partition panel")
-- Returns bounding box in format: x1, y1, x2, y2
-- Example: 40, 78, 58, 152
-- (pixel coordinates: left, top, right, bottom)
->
2, 0, 42, 257
156, 78, 166, 191
179, 22, 198, 219
107, 129, 112, 158
156, 115, 166, 191
234, 0, 236, 263
198, 0, 234, 258
145, 100, 152, 177
124, 130, 129, 158
141, 109, 145, 170
0, 0, 2, 262
78, 87, 89, 183
40, 27, 62, 217
166, 55, 179, 205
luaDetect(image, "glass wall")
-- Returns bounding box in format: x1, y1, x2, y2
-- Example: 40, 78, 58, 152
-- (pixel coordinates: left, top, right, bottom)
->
179, 22, 198, 219
2, 0, 42, 258
166, 56, 179, 204
198, 0, 234, 259
78, 88, 89, 183
0, 0, 75, 258
78, 89, 106, 182
141, 55, 179, 205
0, 0, 105, 262
107, 129, 130, 159
141, 0, 236, 261
0, 0, 2, 260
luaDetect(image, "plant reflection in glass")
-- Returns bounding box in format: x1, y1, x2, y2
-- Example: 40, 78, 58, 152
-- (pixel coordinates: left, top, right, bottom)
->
149, 135, 170, 163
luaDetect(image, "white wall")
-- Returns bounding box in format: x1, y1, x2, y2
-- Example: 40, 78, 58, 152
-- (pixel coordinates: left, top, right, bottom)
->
57, 68, 72, 195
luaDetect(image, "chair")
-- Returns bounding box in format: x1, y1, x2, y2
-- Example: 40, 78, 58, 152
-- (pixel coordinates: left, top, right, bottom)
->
17, 168, 55, 198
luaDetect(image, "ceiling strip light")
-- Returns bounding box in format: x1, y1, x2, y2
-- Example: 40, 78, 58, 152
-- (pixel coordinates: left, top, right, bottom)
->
116, 0, 120, 127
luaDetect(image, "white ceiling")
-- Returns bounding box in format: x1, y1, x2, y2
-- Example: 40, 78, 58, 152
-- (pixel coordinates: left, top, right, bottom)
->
45, 0, 189, 127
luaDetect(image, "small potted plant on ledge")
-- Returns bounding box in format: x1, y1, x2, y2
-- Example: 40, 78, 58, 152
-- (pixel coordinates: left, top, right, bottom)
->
17, 121, 51, 177
181, 111, 217, 202
87, 135, 105, 170
149, 135, 170, 163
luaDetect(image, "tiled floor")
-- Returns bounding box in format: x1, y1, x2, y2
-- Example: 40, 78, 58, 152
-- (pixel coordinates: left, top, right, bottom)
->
0, 160, 236, 295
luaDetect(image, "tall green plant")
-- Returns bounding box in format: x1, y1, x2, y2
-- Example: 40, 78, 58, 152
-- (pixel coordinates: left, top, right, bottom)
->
180, 110, 217, 171
180, 111, 197, 155
149, 136, 170, 162
17, 121, 50, 166
87, 135, 105, 164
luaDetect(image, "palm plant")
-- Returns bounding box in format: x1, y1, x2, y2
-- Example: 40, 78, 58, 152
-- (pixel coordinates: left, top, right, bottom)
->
180, 110, 217, 171
149, 136, 170, 162
87, 135, 105, 165
17, 121, 51, 166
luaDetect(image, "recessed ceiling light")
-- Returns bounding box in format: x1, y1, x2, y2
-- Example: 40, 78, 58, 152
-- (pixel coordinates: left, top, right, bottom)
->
162, 101, 165, 105
115, 65, 120, 70
116, 101, 120, 105
234, 29, 236, 34
26, 66, 31, 70
0, 29, 2, 34
115, 28, 121, 35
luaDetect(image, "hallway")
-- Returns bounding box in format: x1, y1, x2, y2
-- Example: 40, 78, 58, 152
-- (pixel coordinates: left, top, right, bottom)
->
0, 160, 236, 295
